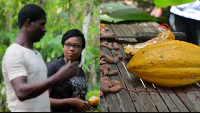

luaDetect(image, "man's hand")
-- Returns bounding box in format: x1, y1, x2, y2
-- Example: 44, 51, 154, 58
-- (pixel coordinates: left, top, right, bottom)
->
54, 60, 79, 82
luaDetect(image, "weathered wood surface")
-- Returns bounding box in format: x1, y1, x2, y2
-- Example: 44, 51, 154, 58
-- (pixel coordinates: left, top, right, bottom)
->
100, 22, 200, 112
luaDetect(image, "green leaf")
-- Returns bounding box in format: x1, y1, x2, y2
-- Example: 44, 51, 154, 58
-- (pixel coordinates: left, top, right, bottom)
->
100, 14, 113, 22
153, 0, 194, 8
100, 3, 158, 23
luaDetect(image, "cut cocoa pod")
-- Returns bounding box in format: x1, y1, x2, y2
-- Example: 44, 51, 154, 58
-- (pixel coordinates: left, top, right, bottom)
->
113, 56, 119, 64
107, 43, 113, 50
100, 60, 106, 65
113, 42, 119, 50
100, 78, 113, 88
117, 54, 123, 60
100, 82, 109, 94
109, 85, 122, 93
100, 90, 104, 97
102, 69, 108, 76
110, 80, 121, 86
108, 70, 119, 76
105, 55, 114, 64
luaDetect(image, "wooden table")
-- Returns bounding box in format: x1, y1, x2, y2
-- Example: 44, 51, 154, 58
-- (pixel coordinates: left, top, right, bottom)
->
100, 21, 200, 112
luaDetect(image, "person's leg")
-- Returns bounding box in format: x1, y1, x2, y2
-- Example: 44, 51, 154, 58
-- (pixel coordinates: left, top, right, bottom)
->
188, 19, 200, 46
169, 13, 194, 44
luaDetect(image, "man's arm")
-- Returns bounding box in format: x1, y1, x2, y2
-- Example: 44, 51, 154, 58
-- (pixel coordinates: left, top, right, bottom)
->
10, 61, 79, 101
11, 75, 56, 101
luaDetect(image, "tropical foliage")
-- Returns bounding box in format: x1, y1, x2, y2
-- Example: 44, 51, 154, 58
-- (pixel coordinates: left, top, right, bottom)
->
0, 0, 100, 112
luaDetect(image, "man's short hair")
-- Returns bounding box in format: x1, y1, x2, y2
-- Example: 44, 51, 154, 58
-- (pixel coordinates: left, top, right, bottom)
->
18, 4, 46, 28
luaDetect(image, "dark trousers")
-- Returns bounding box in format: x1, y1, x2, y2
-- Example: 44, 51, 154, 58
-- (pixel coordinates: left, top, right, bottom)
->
169, 13, 200, 46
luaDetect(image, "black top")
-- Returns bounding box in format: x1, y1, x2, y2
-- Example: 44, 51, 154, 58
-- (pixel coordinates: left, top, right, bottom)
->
47, 57, 88, 112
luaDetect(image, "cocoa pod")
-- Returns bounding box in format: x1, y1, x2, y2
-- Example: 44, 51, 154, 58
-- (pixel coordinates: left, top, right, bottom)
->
100, 82, 109, 94
113, 56, 119, 64
108, 70, 119, 76
109, 85, 122, 93
100, 71, 102, 77
110, 80, 121, 86
100, 90, 104, 97
105, 55, 114, 64
107, 43, 113, 50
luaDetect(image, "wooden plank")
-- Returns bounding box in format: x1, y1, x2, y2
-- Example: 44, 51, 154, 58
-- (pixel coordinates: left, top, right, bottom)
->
172, 87, 200, 112
111, 42, 145, 112
180, 85, 200, 111
104, 93, 122, 112
110, 24, 125, 41
120, 24, 136, 43
155, 85, 180, 112
114, 24, 130, 42
100, 96, 109, 112
102, 45, 136, 112
128, 23, 140, 36
164, 87, 189, 112
144, 82, 170, 112
134, 83, 158, 112
109, 24, 121, 36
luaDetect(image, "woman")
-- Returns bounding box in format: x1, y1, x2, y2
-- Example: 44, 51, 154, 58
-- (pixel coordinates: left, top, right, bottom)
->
47, 29, 91, 112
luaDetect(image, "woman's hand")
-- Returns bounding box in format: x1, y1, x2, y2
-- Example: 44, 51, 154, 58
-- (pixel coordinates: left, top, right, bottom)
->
72, 98, 91, 112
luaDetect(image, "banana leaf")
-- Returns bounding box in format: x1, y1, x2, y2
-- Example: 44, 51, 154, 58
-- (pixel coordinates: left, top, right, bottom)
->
153, 0, 195, 8
100, 3, 158, 23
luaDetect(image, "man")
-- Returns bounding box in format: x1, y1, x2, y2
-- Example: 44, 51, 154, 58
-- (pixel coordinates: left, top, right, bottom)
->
2, 4, 79, 112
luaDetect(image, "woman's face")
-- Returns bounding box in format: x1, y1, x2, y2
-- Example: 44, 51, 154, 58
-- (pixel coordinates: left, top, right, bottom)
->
63, 37, 83, 62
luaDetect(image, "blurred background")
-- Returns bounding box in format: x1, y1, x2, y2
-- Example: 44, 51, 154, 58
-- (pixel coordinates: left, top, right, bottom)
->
100, 0, 171, 24
0, 0, 100, 112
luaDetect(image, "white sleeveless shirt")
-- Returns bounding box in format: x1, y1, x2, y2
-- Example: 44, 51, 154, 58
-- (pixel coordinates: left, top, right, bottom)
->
170, 0, 200, 21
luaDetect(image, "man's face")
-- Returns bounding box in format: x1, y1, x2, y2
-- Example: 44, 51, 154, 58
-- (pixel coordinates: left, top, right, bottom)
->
29, 17, 47, 42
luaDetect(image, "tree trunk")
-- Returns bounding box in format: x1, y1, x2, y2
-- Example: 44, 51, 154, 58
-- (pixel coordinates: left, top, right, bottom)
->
81, 2, 91, 66
82, 2, 98, 89
5, 11, 12, 32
